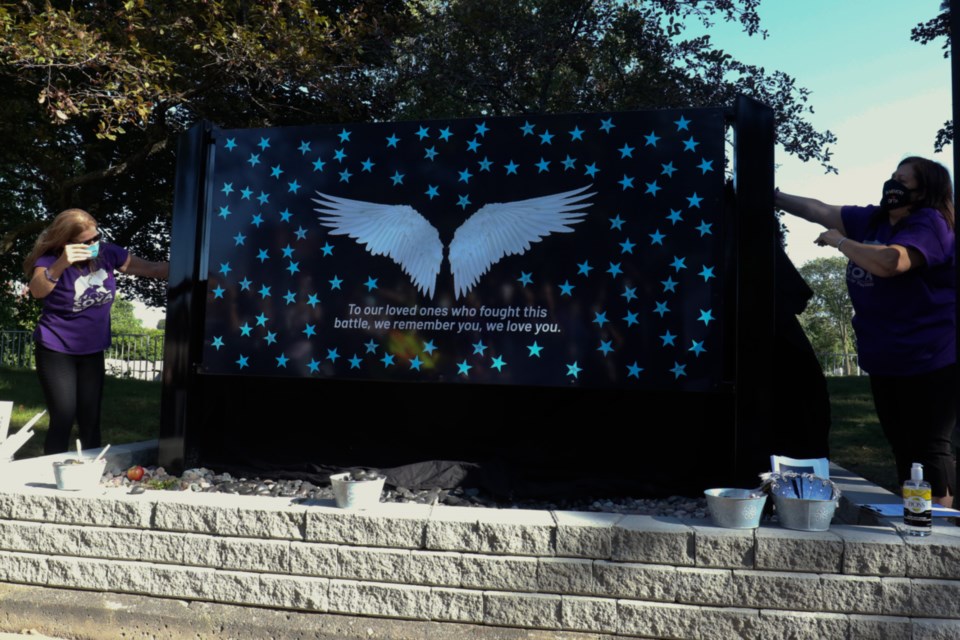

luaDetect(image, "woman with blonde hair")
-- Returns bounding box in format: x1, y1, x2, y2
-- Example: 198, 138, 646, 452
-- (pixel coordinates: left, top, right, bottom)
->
23, 208, 169, 454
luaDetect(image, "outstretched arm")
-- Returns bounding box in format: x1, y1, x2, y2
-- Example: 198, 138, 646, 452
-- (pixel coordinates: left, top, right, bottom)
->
120, 255, 169, 279
775, 190, 846, 235
816, 228, 923, 278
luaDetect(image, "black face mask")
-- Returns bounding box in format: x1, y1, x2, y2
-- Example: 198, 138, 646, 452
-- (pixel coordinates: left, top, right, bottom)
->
880, 179, 915, 210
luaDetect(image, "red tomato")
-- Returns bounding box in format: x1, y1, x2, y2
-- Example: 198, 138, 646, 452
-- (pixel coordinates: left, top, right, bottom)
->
126, 465, 145, 481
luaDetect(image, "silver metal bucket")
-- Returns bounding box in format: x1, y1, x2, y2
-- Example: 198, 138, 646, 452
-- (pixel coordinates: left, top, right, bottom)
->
704, 488, 767, 529
773, 495, 837, 531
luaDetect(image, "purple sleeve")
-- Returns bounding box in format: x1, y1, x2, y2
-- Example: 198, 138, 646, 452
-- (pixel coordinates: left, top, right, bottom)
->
890, 210, 953, 268
34, 254, 56, 270
840, 205, 875, 242
102, 243, 130, 272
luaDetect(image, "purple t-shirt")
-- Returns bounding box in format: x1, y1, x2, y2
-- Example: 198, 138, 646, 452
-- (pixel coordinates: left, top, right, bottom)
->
33, 243, 130, 355
840, 205, 955, 375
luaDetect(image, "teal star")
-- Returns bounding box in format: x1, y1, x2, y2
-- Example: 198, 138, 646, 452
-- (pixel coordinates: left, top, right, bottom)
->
424, 147, 438, 160
609, 215, 624, 230
670, 256, 687, 272
519, 121, 535, 136
527, 342, 543, 357
619, 238, 636, 254
236, 355, 249, 369
660, 330, 677, 346
653, 301, 670, 317
621, 286, 637, 302
457, 360, 471, 376
559, 281, 574, 296
670, 362, 688, 379
307, 358, 320, 373
320, 243, 334, 256
298, 140, 311, 154
623, 310, 639, 327
566, 361, 582, 378
415, 126, 430, 140
211, 285, 225, 299
598, 341, 614, 356
599, 118, 615, 133
425, 185, 439, 199
649, 230, 666, 245
593, 311, 608, 327
618, 143, 634, 158
423, 340, 437, 354
619, 175, 635, 190
211, 336, 224, 350
661, 277, 678, 293
584, 163, 600, 178
683, 137, 699, 152
539, 130, 554, 145
224, 138, 237, 151
364, 277, 378, 291
561, 155, 577, 170
689, 341, 707, 357
645, 131, 660, 146
438, 127, 453, 141
504, 160, 519, 175
361, 158, 375, 172
698, 309, 715, 326
391, 171, 405, 186
381, 353, 395, 367
607, 262, 623, 277
696, 221, 713, 236
699, 265, 716, 282
364, 339, 378, 353
385, 133, 400, 148
661, 162, 677, 177
687, 193, 704, 208
326, 348, 340, 363
263, 331, 277, 345
490, 356, 506, 371
303, 323, 317, 338
349, 354, 362, 369
472, 340, 487, 355
627, 362, 643, 378
337, 128, 351, 142
674, 116, 691, 131
410, 356, 423, 371
275, 353, 289, 368
329, 275, 343, 289
517, 272, 533, 286
568, 126, 584, 141
239, 323, 252, 337
577, 260, 593, 276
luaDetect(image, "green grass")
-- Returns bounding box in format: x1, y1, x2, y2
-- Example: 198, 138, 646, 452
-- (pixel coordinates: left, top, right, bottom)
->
0, 366, 160, 459
0, 367, 901, 492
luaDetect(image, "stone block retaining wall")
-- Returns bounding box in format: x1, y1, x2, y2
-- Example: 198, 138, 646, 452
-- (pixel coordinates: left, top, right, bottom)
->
0, 487, 956, 639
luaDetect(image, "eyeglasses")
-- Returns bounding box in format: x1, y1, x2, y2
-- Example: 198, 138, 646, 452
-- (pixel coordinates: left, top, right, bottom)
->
75, 232, 101, 246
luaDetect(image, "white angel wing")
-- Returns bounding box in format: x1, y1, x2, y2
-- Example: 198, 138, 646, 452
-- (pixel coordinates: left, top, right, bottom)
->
448, 184, 594, 299
313, 192, 443, 298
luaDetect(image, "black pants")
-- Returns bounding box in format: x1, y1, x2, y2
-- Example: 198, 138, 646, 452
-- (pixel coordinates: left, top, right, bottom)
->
870, 364, 957, 497
34, 343, 105, 455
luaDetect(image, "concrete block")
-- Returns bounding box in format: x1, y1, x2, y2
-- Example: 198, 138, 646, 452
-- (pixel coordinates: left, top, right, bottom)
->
484, 591, 561, 629
560, 595, 618, 634
328, 579, 431, 620
691, 524, 755, 569
45, 524, 142, 561
593, 561, 676, 601
405, 550, 462, 587
754, 525, 843, 573
612, 515, 694, 565
219, 537, 290, 573
913, 618, 960, 640
697, 606, 765, 640
337, 546, 411, 583
425, 507, 554, 556
731, 569, 823, 611
553, 511, 621, 559
755, 610, 848, 639
832, 525, 905, 576
51, 495, 151, 528
430, 587, 483, 624
880, 577, 914, 617
460, 554, 538, 591
215, 504, 305, 540
909, 578, 960, 618
538, 557, 595, 595
904, 530, 960, 579
200, 569, 263, 605
306, 503, 430, 549
46, 556, 112, 590
288, 541, 339, 577
617, 600, 700, 639
258, 574, 329, 612
674, 567, 734, 606
137, 563, 215, 599
139, 531, 219, 567
818, 574, 885, 615
0, 551, 48, 585
153, 500, 222, 535
0, 520, 44, 553
847, 614, 912, 640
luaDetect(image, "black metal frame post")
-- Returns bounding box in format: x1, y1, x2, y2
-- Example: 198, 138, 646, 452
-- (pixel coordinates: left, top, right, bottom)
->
159, 121, 216, 473
951, 0, 959, 506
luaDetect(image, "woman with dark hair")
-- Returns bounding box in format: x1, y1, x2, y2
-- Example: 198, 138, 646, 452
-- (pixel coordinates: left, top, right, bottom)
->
23, 208, 169, 454
776, 156, 956, 507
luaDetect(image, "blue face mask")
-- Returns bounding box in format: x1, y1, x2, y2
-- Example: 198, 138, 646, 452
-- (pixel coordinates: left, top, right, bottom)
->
87, 241, 100, 259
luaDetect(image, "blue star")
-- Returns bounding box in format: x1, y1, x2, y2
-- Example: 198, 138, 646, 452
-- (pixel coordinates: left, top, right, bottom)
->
667, 209, 683, 225
457, 360, 472, 376
218, 206, 231, 219
348, 354, 362, 369
256, 249, 269, 263
561, 155, 576, 170
607, 262, 623, 277
699, 265, 716, 282
212, 336, 224, 350
619, 175, 635, 190
478, 157, 493, 171
425, 185, 439, 199
287, 261, 300, 275
698, 309, 715, 326
306, 359, 320, 374
364, 277, 378, 291
660, 330, 676, 346
240, 187, 253, 200
329, 275, 343, 290
279, 208, 293, 222
697, 158, 714, 173
256, 191, 269, 205
312, 157, 326, 172
644, 180, 661, 196
683, 137, 700, 152
627, 362, 643, 378
458, 168, 473, 183
423, 340, 437, 354
599, 117, 615, 133
306, 294, 320, 307
224, 138, 237, 151
303, 323, 316, 338
239, 323, 252, 337
415, 126, 430, 140
247, 153, 260, 167
670, 256, 687, 272
535, 158, 551, 173
674, 116, 691, 131
337, 128, 351, 143
618, 143, 635, 158
275, 353, 289, 368
577, 260, 593, 276
568, 126, 584, 141
438, 127, 452, 141
593, 311, 608, 327
649, 229, 666, 245
687, 193, 703, 208
539, 130, 554, 145
504, 160, 519, 175
472, 340, 487, 355
238, 277, 252, 291
527, 342, 544, 357
385, 133, 400, 148
283, 290, 296, 305
696, 221, 713, 236
609, 215, 625, 230
391, 171, 405, 186
490, 356, 506, 372
559, 281, 575, 296
598, 341, 614, 356
517, 272, 533, 286
270, 164, 283, 179
333, 148, 347, 162
670, 362, 688, 379
212, 285, 225, 299
584, 163, 600, 178
689, 341, 707, 357
661, 277, 678, 293
410, 356, 423, 371
364, 339, 378, 354
281, 244, 294, 258
233, 232, 245, 246
466, 138, 481, 153
320, 243, 334, 256
258, 136, 270, 150
457, 195, 471, 210
520, 121, 535, 136
661, 162, 677, 177
338, 169, 352, 183
298, 140, 311, 154
623, 310, 639, 327
566, 361, 582, 378
236, 355, 249, 369
475, 121, 489, 137
218, 262, 232, 276
361, 158, 375, 172
295, 226, 308, 240
645, 131, 660, 146
326, 348, 340, 363
653, 301, 670, 317
263, 331, 277, 345
622, 286, 638, 302
255, 313, 268, 326
221, 182, 234, 196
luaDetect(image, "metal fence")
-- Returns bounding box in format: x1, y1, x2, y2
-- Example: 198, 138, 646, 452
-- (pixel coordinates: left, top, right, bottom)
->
0, 331, 164, 381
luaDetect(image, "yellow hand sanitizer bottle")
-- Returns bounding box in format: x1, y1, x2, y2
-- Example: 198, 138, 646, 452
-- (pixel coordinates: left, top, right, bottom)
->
903, 462, 932, 537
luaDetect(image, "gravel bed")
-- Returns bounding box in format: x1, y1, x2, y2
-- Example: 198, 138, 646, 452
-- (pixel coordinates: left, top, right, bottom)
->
104, 466, 709, 518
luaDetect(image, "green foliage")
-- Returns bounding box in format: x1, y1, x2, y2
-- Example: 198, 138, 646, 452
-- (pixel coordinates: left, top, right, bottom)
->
911, 2, 952, 151
798, 257, 855, 368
